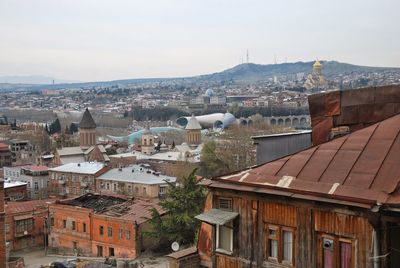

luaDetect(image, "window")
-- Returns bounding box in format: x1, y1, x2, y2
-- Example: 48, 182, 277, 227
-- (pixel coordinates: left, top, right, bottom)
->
109, 247, 115, 257
97, 245, 103, 257
265, 225, 295, 266
159, 186, 167, 194
321, 235, 353, 268
126, 230, 131, 240
143, 187, 147, 195
108, 227, 113, 237
99, 226, 104, 236
73, 241, 77, 250
218, 197, 232, 211
282, 229, 293, 264
15, 218, 34, 234
72, 221, 76, 230
113, 184, 117, 192
268, 227, 278, 259
50, 217, 54, 227
5, 224, 9, 233
216, 221, 233, 254
82, 223, 86, 233
106, 183, 110, 190
118, 228, 123, 239
63, 220, 67, 229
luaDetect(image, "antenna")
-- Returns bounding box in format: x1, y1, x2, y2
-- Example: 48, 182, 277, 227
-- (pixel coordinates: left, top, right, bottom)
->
246, 49, 249, 64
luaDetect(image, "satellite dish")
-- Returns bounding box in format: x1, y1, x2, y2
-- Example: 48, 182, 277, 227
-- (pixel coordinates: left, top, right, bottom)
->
171, 241, 180, 252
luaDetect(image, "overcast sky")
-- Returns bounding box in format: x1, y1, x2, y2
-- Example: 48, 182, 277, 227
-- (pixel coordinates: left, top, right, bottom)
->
0, 0, 399, 81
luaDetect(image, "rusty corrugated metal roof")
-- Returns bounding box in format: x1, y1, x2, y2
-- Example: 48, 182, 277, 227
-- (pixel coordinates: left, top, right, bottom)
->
210, 113, 400, 207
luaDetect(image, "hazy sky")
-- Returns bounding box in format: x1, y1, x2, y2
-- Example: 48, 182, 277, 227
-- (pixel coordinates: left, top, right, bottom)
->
0, 0, 399, 81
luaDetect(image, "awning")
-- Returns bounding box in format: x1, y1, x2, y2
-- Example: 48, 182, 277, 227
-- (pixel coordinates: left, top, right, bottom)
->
195, 209, 238, 225
14, 214, 33, 221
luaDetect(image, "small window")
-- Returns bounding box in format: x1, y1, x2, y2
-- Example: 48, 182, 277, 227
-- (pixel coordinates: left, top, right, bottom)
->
108, 227, 113, 237
99, 226, 104, 236
63, 220, 67, 229
109, 247, 115, 257
72, 221, 76, 231
126, 230, 131, 240
216, 221, 233, 254
282, 230, 293, 264
113, 184, 117, 192
268, 227, 278, 259
218, 197, 232, 211
50, 218, 54, 227
143, 187, 147, 195
118, 228, 123, 239
106, 183, 110, 190
73, 241, 77, 250
82, 223, 86, 233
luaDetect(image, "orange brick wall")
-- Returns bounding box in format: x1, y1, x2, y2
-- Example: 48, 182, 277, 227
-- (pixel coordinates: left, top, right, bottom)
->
91, 215, 137, 258
49, 204, 92, 255
49, 203, 138, 258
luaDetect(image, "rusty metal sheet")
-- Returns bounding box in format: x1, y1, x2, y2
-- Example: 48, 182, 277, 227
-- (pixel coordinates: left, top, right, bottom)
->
341, 87, 375, 107
312, 117, 333, 145
296, 147, 338, 182
276, 147, 317, 178
374, 85, 400, 103
325, 90, 341, 116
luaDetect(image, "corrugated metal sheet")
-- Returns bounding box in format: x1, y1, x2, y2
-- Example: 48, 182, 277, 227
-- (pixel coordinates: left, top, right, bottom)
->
211, 113, 400, 207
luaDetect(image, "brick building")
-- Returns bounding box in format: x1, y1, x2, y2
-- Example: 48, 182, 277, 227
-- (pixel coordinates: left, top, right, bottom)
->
5, 199, 54, 251
4, 181, 28, 201
0, 143, 12, 168
48, 193, 165, 258
49, 162, 108, 197
0, 179, 6, 267
4, 165, 49, 199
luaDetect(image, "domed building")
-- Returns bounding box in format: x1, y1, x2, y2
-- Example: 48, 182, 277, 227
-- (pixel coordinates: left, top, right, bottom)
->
205, 88, 214, 97
304, 60, 326, 91
79, 108, 97, 148
185, 115, 202, 149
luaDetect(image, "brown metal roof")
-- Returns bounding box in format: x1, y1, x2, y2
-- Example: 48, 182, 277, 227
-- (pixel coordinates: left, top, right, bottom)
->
211, 114, 400, 207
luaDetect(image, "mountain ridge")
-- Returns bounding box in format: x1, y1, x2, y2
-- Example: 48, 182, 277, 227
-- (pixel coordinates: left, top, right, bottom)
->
1, 60, 399, 91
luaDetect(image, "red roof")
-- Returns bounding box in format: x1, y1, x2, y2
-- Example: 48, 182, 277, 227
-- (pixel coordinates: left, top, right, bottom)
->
23, 165, 49, 172
210, 114, 400, 208
5, 199, 56, 214
0, 143, 9, 151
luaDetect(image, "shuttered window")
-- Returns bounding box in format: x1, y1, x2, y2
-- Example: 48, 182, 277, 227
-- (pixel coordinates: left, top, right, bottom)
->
218, 197, 232, 211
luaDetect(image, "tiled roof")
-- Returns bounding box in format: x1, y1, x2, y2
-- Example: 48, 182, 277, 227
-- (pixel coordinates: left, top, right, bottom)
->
79, 108, 96, 129
211, 114, 400, 207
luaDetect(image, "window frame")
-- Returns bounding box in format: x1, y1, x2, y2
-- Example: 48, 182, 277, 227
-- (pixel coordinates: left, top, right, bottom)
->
99, 225, 104, 236
318, 233, 355, 268
217, 197, 233, 211
215, 221, 234, 255
264, 224, 296, 267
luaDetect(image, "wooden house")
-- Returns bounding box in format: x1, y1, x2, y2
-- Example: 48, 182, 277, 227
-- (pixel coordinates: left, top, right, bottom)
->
195, 86, 400, 268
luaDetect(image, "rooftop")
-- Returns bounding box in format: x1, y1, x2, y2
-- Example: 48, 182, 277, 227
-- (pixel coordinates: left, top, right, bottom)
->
59, 193, 165, 224
210, 113, 400, 208
6, 199, 55, 214
98, 165, 176, 185
57, 146, 84, 156
4, 181, 27, 189
185, 115, 202, 130
49, 162, 105, 174
79, 108, 96, 129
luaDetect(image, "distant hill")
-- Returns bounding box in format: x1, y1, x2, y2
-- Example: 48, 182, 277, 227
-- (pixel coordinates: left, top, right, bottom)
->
0, 75, 80, 84
1, 61, 399, 91
195, 61, 399, 82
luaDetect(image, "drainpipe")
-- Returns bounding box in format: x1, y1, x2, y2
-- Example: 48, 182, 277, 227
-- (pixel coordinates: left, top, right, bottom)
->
373, 228, 380, 268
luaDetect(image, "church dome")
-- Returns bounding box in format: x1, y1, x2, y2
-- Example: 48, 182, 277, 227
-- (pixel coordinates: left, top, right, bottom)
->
205, 88, 214, 97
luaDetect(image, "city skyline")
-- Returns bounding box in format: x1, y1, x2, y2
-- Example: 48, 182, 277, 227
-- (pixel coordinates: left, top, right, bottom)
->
1, 0, 399, 81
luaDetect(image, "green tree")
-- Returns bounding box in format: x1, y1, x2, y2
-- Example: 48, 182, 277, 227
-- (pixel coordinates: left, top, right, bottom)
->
49, 118, 61, 134
200, 141, 230, 176
144, 169, 206, 246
